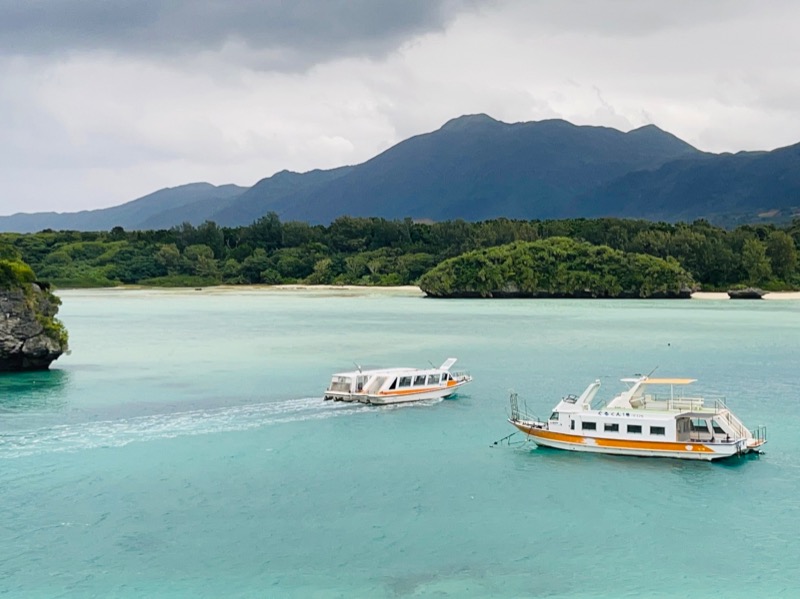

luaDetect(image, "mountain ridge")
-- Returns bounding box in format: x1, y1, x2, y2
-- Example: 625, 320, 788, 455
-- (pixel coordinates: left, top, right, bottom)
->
1, 116, 797, 233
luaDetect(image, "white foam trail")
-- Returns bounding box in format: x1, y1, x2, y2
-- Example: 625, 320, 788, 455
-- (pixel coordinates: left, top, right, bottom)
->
0, 396, 369, 459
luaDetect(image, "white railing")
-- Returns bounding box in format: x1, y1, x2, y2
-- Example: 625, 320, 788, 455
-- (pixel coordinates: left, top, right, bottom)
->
451, 370, 471, 382
718, 409, 749, 439
751, 425, 767, 444
667, 397, 706, 411
509, 391, 521, 421
637, 394, 729, 412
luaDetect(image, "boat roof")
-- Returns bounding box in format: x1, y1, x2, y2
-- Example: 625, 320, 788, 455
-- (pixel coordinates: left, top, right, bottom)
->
332, 358, 458, 378
642, 377, 697, 385
621, 377, 697, 385
331, 366, 440, 377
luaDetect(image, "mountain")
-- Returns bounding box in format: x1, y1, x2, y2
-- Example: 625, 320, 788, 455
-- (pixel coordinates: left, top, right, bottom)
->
2, 114, 799, 232
213, 115, 700, 225
0, 183, 247, 233
209, 167, 353, 226
571, 143, 800, 224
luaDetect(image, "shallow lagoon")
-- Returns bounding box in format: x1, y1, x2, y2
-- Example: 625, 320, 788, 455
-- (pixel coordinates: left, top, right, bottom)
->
2, 288, 799, 597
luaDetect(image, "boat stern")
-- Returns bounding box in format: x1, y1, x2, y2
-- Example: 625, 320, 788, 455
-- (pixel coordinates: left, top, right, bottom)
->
324, 374, 357, 401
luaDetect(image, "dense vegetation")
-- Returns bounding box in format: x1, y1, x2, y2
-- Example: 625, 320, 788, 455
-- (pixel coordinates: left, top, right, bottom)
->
0, 242, 36, 289
0, 244, 69, 349
0, 259, 36, 290
419, 238, 694, 298
1, 214, 799, 292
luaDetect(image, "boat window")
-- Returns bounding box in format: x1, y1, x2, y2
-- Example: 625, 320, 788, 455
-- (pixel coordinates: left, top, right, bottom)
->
581, 422, 596, 430
604, 423, 619, 432
443, 373, 451, 381
388, 378, 397, 390
677, 419, 690, 433
650, 426, 666, 435
398, 376, 412, 388
712, 421, 725, 434
549, 412, 559, 421
627, 424, 642, 434
413, 375, 426, 386
690, 419, 709, 432
427, 374, 441, 385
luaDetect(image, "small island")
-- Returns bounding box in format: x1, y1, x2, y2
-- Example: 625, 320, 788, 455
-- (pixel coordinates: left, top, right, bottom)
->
418, 237, 695, 299
0, 257, 69, 371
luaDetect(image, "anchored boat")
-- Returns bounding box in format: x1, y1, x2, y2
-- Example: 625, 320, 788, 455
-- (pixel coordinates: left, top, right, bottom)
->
324, 358, 472, 405
509, 376, 766, 461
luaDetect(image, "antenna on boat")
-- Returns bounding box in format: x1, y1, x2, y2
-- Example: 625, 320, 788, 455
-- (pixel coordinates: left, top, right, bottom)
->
354, 362, 362, 373
646, 365, 659, 378
428, 360, 436, 368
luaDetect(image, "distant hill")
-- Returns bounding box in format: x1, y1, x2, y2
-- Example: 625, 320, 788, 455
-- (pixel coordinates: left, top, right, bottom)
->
222, 116, 700, 225
0, 183, 247, 233
2, 114, 799, 232
571, 143, 800, 225
209, 167, 353, 226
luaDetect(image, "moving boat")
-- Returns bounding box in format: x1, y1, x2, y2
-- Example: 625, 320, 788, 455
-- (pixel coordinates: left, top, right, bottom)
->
324, 358, 472, 405
508, 376, 766, 461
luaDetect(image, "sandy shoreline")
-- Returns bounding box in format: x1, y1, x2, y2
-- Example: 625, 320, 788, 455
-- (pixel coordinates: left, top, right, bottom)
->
691, 291, 800, 300
215, 284, 425, 295
58, 285, 800, 299
269, 284, 422, 293
58, 284, 426, 296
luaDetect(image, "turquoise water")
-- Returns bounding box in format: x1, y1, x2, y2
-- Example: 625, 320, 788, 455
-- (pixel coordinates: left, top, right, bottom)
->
2, 288, 799, 598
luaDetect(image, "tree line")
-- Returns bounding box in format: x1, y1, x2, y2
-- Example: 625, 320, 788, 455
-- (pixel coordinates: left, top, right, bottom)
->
0, 214, 798, 290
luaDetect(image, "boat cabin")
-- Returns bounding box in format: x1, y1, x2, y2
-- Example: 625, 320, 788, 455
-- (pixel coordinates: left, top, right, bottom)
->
323, 358, 469, 403
544, 377, 752, 444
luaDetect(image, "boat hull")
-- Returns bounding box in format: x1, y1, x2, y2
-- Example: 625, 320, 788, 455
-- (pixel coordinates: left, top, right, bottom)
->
511, 421, 758, 461
363, 380, 470, 405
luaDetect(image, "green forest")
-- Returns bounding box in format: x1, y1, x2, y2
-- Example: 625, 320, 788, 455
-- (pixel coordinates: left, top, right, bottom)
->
1, 214, 799, 292
419, 237, 695, 298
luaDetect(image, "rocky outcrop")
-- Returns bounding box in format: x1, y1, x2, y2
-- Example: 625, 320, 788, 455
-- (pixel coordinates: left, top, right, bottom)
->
0, 283, 68, 371
727, 287, 767, 299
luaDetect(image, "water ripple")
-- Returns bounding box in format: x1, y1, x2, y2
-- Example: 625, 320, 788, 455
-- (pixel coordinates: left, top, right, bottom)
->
0, 397, 371, 459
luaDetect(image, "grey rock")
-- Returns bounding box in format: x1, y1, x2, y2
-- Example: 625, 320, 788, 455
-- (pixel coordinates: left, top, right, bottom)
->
0, 284, 67, 371
727, 287, 767, 299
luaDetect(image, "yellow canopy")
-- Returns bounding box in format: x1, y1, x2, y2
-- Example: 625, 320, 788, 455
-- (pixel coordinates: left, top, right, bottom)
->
643, 377, 696, 385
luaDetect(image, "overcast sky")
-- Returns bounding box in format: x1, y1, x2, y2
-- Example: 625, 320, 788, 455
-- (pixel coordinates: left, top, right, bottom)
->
2, 0, 799, 216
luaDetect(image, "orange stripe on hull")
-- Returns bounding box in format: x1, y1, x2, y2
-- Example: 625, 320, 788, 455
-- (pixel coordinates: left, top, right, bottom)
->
377, 383, 459, 397
513, 423, 714, 453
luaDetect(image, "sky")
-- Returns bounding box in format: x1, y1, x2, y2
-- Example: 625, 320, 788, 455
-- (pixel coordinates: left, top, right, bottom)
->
2, 0, 800, 216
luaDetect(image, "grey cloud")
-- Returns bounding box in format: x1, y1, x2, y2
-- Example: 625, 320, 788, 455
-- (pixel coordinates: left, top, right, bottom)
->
0, 0, 485, 68
503, 0, 792, 38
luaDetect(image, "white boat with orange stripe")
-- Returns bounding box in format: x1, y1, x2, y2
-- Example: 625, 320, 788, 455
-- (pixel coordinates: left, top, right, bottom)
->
324, 358, 472, 405
509, 376, 766, 461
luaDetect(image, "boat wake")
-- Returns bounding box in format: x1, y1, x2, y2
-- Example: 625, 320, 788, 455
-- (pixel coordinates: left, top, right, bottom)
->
0, 396, 372, 459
